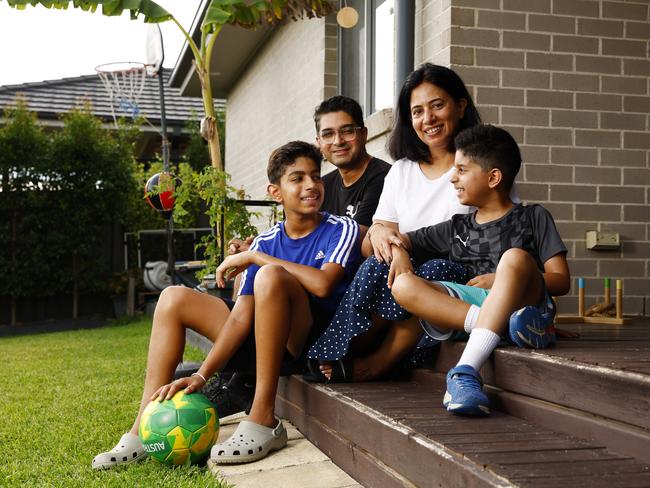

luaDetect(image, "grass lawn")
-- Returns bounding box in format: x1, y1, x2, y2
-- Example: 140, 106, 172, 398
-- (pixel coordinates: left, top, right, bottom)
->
0, 317, 230, 487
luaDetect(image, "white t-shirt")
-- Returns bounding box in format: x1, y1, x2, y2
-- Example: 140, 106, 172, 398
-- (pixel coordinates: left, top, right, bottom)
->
372, 158, 470, 233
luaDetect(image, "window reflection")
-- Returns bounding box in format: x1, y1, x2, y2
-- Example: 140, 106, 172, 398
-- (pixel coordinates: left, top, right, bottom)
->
373, 0, 395, 111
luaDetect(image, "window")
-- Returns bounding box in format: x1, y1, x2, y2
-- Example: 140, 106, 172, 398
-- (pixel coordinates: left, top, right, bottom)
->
373, 0, 395, 111
339, 0, 396, 115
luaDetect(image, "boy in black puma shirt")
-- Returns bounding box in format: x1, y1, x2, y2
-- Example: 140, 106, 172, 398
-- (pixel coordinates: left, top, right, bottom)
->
388, 124, 570, 416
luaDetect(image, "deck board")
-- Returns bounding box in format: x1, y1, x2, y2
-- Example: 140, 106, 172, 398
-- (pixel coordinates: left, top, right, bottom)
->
469, 448, 628, 464
496, 458, 649, 478
512, 472, 650, 488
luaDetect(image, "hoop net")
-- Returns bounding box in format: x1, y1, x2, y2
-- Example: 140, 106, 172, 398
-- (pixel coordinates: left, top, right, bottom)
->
96, 62, 148, 125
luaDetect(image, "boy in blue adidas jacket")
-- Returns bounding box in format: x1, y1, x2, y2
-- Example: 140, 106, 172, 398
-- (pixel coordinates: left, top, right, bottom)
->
92, 141, 360, 469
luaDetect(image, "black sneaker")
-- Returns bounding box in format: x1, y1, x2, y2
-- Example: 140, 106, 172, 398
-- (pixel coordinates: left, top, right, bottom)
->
203, 373, 255, 419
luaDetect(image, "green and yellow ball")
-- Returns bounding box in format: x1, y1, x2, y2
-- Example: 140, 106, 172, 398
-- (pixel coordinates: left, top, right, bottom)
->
139, 390, 219, 466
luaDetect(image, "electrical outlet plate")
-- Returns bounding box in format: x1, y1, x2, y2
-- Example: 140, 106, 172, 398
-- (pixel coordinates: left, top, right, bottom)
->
586, 230, 620, 250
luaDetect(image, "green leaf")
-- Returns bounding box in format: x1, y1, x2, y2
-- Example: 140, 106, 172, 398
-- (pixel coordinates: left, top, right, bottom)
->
5, 0, 172, 22
200, 0, 333, 33
201, 2, 233, 35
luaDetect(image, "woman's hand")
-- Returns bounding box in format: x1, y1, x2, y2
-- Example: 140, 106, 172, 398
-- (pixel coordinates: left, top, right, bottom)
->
215, 251, 257, 287
387, 245, 413, 288
368, 224, 404, 264
467, 273, 495, 289
151, 374, 206, 402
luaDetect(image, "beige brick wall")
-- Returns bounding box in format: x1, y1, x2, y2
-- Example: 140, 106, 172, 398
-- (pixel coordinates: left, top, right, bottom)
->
445, 0, 650, 315
225, 16, 338, 200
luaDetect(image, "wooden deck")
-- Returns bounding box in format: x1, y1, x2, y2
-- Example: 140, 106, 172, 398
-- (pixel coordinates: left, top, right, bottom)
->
276, 317, 650, 488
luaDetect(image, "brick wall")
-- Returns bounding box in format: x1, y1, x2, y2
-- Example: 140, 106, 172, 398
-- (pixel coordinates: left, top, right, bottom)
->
443, 0, 650, 315
225, 16, 338, 200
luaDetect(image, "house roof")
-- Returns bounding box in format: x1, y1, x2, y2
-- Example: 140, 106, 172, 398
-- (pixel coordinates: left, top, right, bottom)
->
0, 69, 219, 129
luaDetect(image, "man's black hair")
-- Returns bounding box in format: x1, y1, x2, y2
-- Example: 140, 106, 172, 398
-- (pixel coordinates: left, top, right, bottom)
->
388, 63, 481, 162
314, 96, 365, 132
454, 124, 522, 191
267, 141, 322, 185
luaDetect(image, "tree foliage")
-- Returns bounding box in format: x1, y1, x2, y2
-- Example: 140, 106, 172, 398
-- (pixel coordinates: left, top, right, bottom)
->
0, 99, 51, 302
49, 108, 138, 297
0, 102, 147, 321
177, 166, 259, 278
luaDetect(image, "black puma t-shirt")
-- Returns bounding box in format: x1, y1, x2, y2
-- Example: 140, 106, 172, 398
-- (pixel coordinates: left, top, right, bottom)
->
407, 204, 567, 278
321, 158, 391, 227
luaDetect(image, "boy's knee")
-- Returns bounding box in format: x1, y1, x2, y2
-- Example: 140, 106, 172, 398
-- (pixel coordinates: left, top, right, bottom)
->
253, 264, 291, 294
498, 248, 535, 271
158, 286, 190, 310
391, 273, 418, 305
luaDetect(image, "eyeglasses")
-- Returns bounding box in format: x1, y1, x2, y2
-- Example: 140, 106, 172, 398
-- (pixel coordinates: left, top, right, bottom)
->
318, 126, 362, 144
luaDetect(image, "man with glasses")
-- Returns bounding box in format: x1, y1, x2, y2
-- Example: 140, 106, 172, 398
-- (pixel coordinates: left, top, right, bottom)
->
315, 96, 391, 240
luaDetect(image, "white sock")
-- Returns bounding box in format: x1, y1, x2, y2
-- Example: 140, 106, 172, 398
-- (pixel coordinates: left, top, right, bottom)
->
456, 328, 501, 371
464, 304, 481, 333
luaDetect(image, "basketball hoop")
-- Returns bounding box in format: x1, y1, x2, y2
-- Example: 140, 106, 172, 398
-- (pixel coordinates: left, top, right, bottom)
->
96, 61, 148, 127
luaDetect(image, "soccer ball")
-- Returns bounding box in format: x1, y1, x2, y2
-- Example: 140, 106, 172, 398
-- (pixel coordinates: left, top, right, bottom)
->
139, 390, 219, 466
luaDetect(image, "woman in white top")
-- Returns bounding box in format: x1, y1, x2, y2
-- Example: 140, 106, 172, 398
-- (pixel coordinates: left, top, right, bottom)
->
308, 64, 480, 381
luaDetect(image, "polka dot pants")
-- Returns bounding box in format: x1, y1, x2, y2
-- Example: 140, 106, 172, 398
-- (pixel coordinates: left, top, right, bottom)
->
308, 256, 468, 364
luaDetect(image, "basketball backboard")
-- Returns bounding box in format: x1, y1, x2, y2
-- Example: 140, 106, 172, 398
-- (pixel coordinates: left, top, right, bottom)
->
145, 24, 165, 76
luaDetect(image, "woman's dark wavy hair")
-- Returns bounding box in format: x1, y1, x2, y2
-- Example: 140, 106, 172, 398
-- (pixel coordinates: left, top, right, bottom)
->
388, 63, 481, 163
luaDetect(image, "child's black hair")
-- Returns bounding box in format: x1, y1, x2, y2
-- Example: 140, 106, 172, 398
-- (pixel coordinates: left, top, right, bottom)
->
267, 141, 322, 185
454, 125, 522, 191
314, 96, 365, 133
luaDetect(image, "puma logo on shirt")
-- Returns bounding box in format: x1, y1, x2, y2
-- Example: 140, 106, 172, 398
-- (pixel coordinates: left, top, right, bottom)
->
455, 234, 469, 247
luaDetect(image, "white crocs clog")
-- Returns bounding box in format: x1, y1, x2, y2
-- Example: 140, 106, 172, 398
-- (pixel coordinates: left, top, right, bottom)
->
211, 419, 287, 464
91, 433, 147, 470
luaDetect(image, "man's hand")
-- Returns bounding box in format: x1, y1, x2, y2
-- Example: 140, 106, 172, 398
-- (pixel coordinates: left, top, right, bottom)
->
228, 236, 254, 255
215, 251, 257, 287
466, 273, 495, 289
368, 224, 404, 264
387, 245, 413, 288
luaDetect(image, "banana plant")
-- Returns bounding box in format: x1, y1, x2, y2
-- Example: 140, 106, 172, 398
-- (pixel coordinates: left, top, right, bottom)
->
3, 0, 334, 170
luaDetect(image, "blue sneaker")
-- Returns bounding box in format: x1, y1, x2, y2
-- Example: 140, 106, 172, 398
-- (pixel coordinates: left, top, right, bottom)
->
443, 365, 490, 416
508, 293, 556, 349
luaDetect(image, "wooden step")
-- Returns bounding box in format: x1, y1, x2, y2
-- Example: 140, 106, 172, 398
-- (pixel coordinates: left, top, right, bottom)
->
276, 374, 650, 488
433, 329, 650, 459
412, 368, 650, 466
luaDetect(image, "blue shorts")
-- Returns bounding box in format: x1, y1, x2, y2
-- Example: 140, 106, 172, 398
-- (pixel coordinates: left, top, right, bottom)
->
440, 280, 551, 310
439, 281, 490, 306
419, 282, 489, 341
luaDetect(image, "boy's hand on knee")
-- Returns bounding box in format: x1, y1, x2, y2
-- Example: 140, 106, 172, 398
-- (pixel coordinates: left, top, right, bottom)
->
216, 252, 255, 287
466, 273, 495, 289
387, 246, 413, 288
